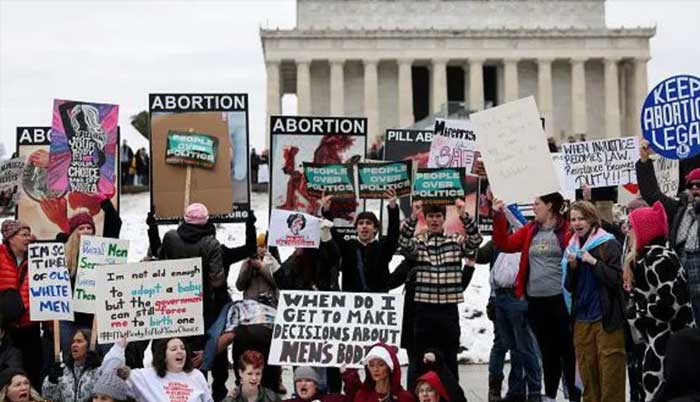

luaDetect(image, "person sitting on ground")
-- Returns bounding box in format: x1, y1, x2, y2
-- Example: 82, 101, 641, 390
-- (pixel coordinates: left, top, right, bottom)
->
0, 369, 45, 402
223, 350, 280, 402
343, 343, 415, 402
415, 371, 451, 402
283, 367, 349, 402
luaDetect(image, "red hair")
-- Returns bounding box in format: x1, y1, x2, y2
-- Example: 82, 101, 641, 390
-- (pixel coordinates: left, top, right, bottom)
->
239, 350, 265, 370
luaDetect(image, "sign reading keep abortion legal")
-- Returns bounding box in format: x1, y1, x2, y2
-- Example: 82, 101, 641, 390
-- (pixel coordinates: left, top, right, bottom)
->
641, 75, 700, 159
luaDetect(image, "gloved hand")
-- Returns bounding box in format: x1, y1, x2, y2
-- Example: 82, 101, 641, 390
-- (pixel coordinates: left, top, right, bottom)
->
247, 210, 257, 225
146, 211, 156, 226
320, 219, 334, 242
47, 362, 63, 384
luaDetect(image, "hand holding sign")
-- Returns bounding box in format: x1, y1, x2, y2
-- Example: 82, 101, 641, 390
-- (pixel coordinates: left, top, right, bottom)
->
640, 139, 653, 162
492, 198, 505, 212
455, 196, 468, 217
411, 200, 423, 219
385, 189, 397, 207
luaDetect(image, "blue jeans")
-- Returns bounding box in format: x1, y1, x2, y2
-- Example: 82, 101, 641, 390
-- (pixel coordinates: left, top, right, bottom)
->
495, 291, 542, 397
489, 299, 507, 378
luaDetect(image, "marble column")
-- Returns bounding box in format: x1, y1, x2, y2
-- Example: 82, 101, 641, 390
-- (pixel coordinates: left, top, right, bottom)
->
468, 58, 485, 111
503, 58, 519, 102
364, 59, 379, 142
431, 58, 448, 114
537, 58, 554, 136
265, 60, 281, 147
329, 59, 345, 116
397, 59, 414, 127
632, 57, 650, 136
571, 57, 588, 136
604, 58, 622, 138
296, 59, 311, 115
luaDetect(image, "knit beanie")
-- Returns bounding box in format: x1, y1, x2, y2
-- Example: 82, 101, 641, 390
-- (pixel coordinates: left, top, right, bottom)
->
1, 220, 29, 241
363, 345, 394, 372
256, 233, 267, 248
416, 371, 450, 402
184, 203, 209, 225
92, 370, 129, 401
628, 201, 668, 251
293, 366, 320, 384
686, 168, 700, 183
69, 212, 95, 234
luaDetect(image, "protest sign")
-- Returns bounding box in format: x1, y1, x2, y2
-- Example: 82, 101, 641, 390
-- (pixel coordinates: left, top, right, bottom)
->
96, 258, 203, 343
48, 100, 118, 195
561, 137, 639, 190
150, 93, 250, 223
551, 153, 576, 200
268, 291, 403, 367
270, 116, 366, 235
16, 127, 120, 239
74, 236, 129, 313
641, 75, 700, 159
471, 96, 560, 204
429, 119, 479, 173
268, 209, 321, 249
165, 131, 219, 169
28, 242, 73, 321
0, 157, 25, 214
357, 161, 412, 199
412, 168, 467, 205
302, 163, 355, 198
652, 155, 680, 196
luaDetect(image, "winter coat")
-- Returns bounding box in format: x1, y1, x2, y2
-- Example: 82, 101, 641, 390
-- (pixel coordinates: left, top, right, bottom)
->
492, 212, 571, 299
236, 253, 279, 306
652, 328, 700, 402
41, 352, 103, 402
564, 234, 626, 332
343, 343, 416, 402
417, 349, 467, 402
0, 341, 21, 372
223, 386, 281, 402
274, 240, 341, 291
0, 244, 30, 327
283, 392, 349, 402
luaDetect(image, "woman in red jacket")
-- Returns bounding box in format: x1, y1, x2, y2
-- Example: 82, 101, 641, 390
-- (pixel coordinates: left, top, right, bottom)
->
0, 220, 42, 388
492, 193, 580, 402
344, 343, 415, 402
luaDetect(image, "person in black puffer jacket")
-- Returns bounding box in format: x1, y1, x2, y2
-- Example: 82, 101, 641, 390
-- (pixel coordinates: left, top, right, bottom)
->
652, 327, 700, 402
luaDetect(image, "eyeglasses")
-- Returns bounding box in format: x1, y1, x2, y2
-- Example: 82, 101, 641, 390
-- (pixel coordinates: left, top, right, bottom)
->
687, 182, 700, 190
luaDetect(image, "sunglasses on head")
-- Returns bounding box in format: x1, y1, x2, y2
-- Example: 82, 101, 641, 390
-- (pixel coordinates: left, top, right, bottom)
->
687, 182, 700, 190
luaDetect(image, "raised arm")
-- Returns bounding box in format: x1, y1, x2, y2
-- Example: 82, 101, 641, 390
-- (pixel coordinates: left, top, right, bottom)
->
636, 140, 679, 216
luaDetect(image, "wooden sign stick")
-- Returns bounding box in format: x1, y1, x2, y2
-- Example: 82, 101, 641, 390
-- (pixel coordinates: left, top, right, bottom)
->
183, 128, 194, 209
53, 320, 61, 363
90, 319, 98, 351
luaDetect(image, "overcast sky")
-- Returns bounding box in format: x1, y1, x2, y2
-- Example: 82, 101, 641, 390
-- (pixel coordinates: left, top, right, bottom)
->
1, 0, 699, 156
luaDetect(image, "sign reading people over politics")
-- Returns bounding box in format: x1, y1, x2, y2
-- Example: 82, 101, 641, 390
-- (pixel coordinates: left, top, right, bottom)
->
302, 163, 355, 199
28, 242, 73, 321
268, 291, 403, 368
412, 167, 467, 204
74, 236, 129, 313
268, 209, 322, 249
357, 161, 412, 199
641, 75, 700, 159
429, 119, 479, 174
165, 131, 219, 169
561, 137, 639, 190
96, 258, 203, 343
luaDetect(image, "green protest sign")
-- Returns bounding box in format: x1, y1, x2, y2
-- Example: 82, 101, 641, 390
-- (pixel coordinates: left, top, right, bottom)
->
357, 161, 412, 199
165, 131, 219, 169
412, 167, 466, 204
303, 163, 355, 198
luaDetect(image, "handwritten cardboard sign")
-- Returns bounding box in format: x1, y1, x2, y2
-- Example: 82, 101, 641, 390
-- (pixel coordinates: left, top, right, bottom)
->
268, 291, 403, 368
302, 163, 355, 198
74, 236, 129, 313
357, 161, 412, 199
561, 137, 639, 190
429, 119, 479, 173
165, 131, 219, 169
651, 155, 679, 196
268, 209, 321, 249
28, 242, 73, 321
96, 258, 203, 343
412, 167, 467, 205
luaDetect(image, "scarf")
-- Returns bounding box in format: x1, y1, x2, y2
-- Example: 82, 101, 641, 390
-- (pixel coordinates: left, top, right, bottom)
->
561, 227, 615, 313
676, 206, 700, 252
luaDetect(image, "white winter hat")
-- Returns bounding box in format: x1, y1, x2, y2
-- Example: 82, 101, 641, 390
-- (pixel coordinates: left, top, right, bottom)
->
363, 345, 394, 372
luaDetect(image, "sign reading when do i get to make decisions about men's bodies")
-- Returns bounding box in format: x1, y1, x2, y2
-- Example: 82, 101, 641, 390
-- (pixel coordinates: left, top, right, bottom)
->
268, 291, 403, 368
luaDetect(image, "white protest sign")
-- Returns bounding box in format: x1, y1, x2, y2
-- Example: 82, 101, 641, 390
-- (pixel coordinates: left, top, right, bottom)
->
28, 242, 73, 321
471, 96, 560, 204
0, 157, 25, 212
551, 153, 576, 200
74, 236, 129, 313
561, 137, 639, 190
429, 119, 479, 173
96, 258, 203, 343
268, 209, 321, 249
268, 291, 403, 368
652, 155, 679, 196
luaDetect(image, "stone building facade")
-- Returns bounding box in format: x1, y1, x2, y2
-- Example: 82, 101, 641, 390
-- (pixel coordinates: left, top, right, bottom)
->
260, 0, 655, 146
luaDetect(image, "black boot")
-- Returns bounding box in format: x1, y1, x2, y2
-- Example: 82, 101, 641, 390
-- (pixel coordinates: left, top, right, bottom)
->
489, 376, 503, 402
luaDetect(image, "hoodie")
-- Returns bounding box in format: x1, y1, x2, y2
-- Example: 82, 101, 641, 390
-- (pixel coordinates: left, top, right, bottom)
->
343, 343, 416, 402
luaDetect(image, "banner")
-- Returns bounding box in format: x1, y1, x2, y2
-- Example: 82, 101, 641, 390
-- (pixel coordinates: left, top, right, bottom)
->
357, 161, 412, 199
561, 137, 639, 190
16, 127, 120, 240
74, 236, 129, 313
150, 93, 250, 223
270, 116, 366, 233
0, 157, 25, 214
268, 291, 403, 368
268, 209, 321, 249
429, 119, 479, 174
471, 96, 560, 204
48, 100, 118, 195
28, 242, 73, 321
165, 131, 219, 169
412, 168, 467, 205
641, 75, 700, 159
96, 258, 204, 343
302, 163, 355, 199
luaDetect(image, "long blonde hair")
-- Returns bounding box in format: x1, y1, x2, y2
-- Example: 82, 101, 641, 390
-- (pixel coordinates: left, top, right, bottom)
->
0, 385, 45, 401
65, 229, 81, 278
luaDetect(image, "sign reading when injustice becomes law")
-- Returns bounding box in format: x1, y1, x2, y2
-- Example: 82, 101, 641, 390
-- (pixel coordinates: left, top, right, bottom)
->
561, 137, 639, 190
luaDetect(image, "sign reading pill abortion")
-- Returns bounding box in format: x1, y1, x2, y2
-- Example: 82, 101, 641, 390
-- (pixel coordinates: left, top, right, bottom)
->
641, 75, 700, 159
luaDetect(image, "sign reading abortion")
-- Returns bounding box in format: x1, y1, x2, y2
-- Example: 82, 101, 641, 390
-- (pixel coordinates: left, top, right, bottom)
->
165, 131, 219, 169
357, 161, 412, 199
302, 163, 355, 198
641, 75, 700, 159
412, 167, 466, 204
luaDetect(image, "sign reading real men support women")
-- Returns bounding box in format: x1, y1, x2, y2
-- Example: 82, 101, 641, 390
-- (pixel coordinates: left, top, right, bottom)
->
642, 75, 700, 159
357, 161, 412, 199
412, 168, 466, 204
269, 291, 403, 368
28, 242, 73, 321
302, 163, 355, 198
561, 137, 639, 190
73, 236, 129, 313
96, 258, 203, 343
165, 131, 219, 169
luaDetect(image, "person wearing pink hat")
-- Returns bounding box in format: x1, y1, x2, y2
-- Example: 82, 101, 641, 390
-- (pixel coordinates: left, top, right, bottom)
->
637, 140, 700, 323
626, 200, 696, 402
